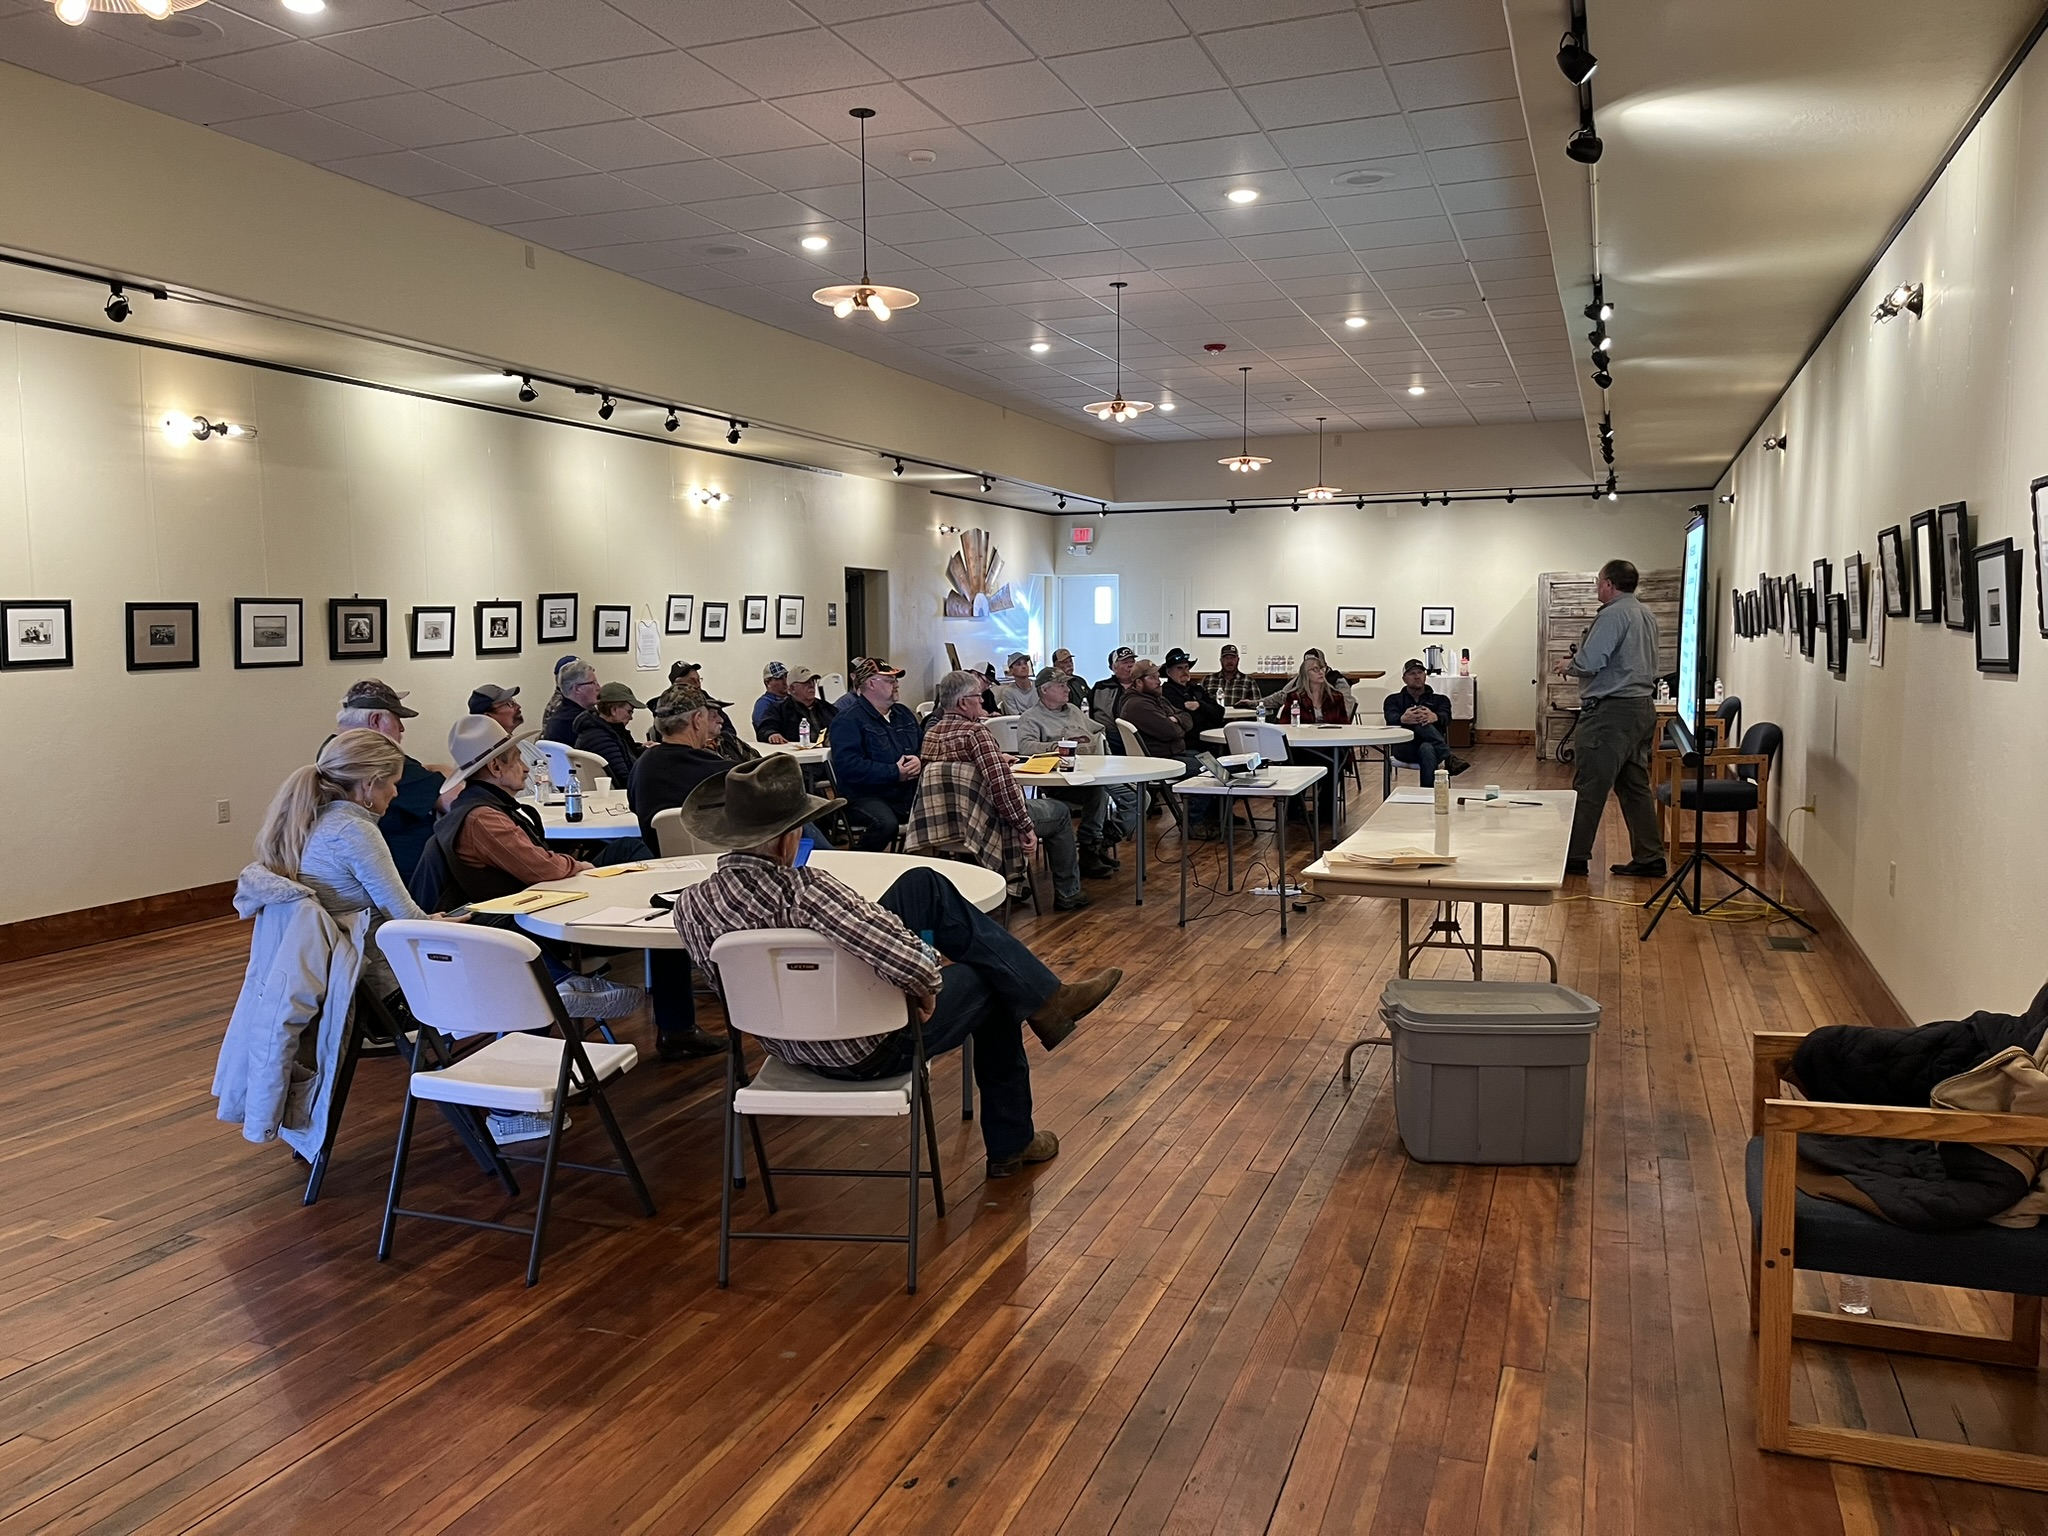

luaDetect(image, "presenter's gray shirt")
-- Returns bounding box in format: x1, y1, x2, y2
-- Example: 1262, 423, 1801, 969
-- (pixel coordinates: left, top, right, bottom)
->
1569, 592, 1659, 700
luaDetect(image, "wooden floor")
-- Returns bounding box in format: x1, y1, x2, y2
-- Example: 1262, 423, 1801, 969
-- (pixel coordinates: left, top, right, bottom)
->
5, 744, 2048, 1535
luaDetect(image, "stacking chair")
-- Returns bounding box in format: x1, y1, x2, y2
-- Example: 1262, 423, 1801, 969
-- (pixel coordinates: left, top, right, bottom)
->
537, 740, 611, 791
710, 928, 946, 1293
913, 700, 936, 723
374, 921, 655, 1286
650, 806, 715, 857
1116, 719, 1185, 834
1223, 721, 1290, 838
1654, 721, 1781, 868
984, 714, 1023, 753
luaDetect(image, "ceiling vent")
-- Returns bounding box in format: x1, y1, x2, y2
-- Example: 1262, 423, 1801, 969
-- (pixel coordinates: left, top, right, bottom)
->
1331, 167, 1398, 189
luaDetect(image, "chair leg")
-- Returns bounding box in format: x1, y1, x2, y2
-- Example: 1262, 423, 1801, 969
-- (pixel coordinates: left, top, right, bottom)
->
304, 998, 368, 1206
585, 1076, 656, 1218
718, 1097, 736, 1289
748, 1117, 778, 1213
906, 1077, 922, 1295
525, 1048, 578, 1287
377, 1091, 420, 1262
961, 1035, 975, 1121
921, 1069, 947, 1220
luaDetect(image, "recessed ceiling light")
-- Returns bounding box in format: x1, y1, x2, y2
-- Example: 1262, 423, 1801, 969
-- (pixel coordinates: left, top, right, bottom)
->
1029, 341, 1050, 353
905, 149, 937, 164
1407, 385, 1426, 396
1343, 316, 1367, 329
282, 0, 325, 12
801, 236, 829, 251
1158, 401, 1175, 412
1463, 380, 1505, 390
1225, 188, 1259, 204
945, 345, 983, 356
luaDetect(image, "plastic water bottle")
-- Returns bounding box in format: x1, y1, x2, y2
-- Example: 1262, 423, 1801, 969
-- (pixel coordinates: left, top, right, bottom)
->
1459, 648, 1471, 677
1255, 699, 1267, 723
798, 718, 812, 746
1713, 676, 1725, 704
1655, 677, 1671, 704
1433, 765, 1450, 816
564, 767, 584, 824
1289, 697, 1302, 726
1837, 1275, 1871, 1315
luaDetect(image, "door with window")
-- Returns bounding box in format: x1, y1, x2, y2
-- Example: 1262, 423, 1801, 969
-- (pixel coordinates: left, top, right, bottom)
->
1057, 574, 1119, 682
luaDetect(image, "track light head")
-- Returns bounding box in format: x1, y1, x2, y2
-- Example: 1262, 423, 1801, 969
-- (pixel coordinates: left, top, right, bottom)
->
727, 419, 742, 445
516, 376, 538, 403
1227, 501, 1237, 514
1763, 433, 1789, 451
980, 475, 993, 493
1719, 493, 1738, 504
1583, 295, 1614, 323
1873, 282, 1925, 323
892, 457, 904, 476
1556, 31, 1598, 86
1588, 328, 1610, 353
1565, 120, 1603, 165
1056, 494, 1066, 510
597, 393, 615, 420
1592, 368, 1612, 389
664, 408, 679, 432
104, 283, 130, 323
1506, 489, 1516, 504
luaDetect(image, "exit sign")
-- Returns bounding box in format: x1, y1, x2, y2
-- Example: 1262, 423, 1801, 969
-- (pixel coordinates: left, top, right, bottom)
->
1069, 525, 1093, 545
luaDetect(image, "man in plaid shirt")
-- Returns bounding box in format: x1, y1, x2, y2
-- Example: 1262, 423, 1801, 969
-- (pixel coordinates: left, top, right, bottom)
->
921, 669, 1094, 910
1205, 644, 1262, 708
670, 754, 1121, 1177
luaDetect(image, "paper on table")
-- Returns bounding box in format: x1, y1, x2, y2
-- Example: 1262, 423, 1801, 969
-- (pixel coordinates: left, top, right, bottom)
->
467, 888, 585, 915
1329, 847, 1457, 868
1013, 754, 1062, 774
1386, 788, 1437, 804
585, 861, 649, 878
647, 856, 708, 872
565, 905, 673, 927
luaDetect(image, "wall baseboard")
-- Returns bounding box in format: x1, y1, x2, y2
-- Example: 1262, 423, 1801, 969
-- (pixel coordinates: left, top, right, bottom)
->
1476, 729, 1535, 745
1768, 842, 1913, 1032
0, 881, 237, 966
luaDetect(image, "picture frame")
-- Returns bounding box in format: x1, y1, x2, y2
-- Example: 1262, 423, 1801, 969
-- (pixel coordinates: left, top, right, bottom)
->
1420, 606, 1455, 635
1811, 558, 1831, 610
474, 599, 522, 656
537, 592, 578, 645
2, 598, 74, 670
827, 602, 838, 627
234, 597, 304, 669
409, 605, 456, 659
1196, 609, 1230, 639
1910, 509, 1940, 622
125, 600, 198, 671
327, 597, 387, 662
1266, 603, 1298, 633
1878, 525, 1909, 618
702, 601, 729, 642
1939, 501, 1973, 630
1799, 583, 1817, 658
1825, 593, 1849, 675
1843, 554, 1867, 642
1336, 605, 1376, 639
776, 594, 805, 639
1973, 538, 2022, 674
665, 594, 694, 636
592, 604, 631, 653
2032, 477, 2048, 638
742, 595, 769, 634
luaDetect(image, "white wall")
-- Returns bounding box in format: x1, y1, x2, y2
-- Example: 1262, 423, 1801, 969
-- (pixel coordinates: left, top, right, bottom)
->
1054, 495, 1693, 728
0, 321, 1056, 924
1713, 41, 2048, 1021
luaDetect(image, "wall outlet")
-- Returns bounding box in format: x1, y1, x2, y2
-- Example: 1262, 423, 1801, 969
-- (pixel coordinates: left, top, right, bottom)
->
216, 799, 231, 824
1888, 861, 1897, 896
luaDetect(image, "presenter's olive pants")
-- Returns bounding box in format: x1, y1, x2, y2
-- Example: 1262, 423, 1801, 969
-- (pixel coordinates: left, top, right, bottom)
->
1566, 694, 1664, 865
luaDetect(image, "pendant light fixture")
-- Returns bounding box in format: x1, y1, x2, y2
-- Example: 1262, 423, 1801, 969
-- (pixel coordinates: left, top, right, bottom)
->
1082, 281, 1153, 424
1300, 417, 1341, 500
1219, 367, 1272, 473
812, 107, 919, 323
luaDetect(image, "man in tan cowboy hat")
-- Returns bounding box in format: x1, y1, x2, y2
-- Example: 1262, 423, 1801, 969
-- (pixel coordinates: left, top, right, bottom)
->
669, 754, 1122, 1178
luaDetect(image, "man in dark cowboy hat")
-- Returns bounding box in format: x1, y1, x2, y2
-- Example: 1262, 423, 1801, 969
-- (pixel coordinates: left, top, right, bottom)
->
669, 754, 1122, 1178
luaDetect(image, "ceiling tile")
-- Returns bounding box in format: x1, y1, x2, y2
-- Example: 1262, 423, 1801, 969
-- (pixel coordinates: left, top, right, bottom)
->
322, 90, 505, 148
1341, 214, 1457, 250
1098, 91, 1257, 148
838, 4, 1031, 77
985, 0, 1188, 54
1137, 133, 1283, 182
198, 42, 403, 107
1234, 227, 1350, 260
998, 225, 1119, 258
894, 233, 1023, 266
556, 52, 754, 116
426, 132, 587, 181
1267, 115, 1415, 169
439, 71, 627, 131
615, 158, 776, 202
603, 0, 814, 49
416, 183, 565, 224
1450, 206, 1543, 242
529, 117, 699, 171
216, 109, 394, 162
1425, 139, 1534, 184
1048, 38, 1226, 105
1033, 250, 1142, 280
947, 258, 1055, 285
1363, 0, 1507, 65
1406, 99, 1525, 152
724, 142, 862, 189
891, 162, 1040, 205
0, 12, 162, 84
693, 28, 888, 95
595, 204, 730, 241
864, 208, 980, 244
693, 191, 831, 229
1210, 13, 1377, 86
514, 171, 662, 215
1095, 212, 1217, 247
451, 0, 671, 69
648, 100, 819, 157
321, 16, 530, 89
770, 81, 950, 136
1383, 49, 1517, 111
907, 60, 1085, 124
325, 148, 488, 196
1239, 68, 1397, 131
1056, 183, 1190, 222
1014, 148, 1159, 194
95, 66, 285, 124
970, 109, 1123, 161
104, 6, 296, 60
798, 0, 961, 19
786, 177, 937, 217
1436, 175, 1538, 213
957, 197, 1078, 234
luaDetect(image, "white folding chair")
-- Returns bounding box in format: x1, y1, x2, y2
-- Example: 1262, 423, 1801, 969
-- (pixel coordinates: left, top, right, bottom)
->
374, 922, 654, 1286
536, 740, 611, 791
913, 700, 936, 723
1118, 718, 1184, 833
984, 715, 1022, 753
1224, 721, 1291, 838
823, 671, 845, 700
650, 806, 715, 857
709, 928, 945, 1294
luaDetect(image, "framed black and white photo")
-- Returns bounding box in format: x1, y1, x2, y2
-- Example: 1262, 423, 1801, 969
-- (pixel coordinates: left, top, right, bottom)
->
742, 595, 768, 634
1825, 594, 1849, 675
474, 599, 522, 656
1939, 501, 1973, 630
2032, 477, 2048, 637
592, 604, 631, 653
1973, 538, 2022, 674
409, 606, 456, 659
126, 601, 198, 671
2, 598, 73, 670
1266, 603, 1298, 633
1811, 558, 1831, 609
776, 594, 804, 639
1197, 609, 1230, 638
1799, 584, 1817, 658
1336, 605, 1375, 639
827, 602, 838, 627
665, 594, 694, 635
1420, 606, 1455, 635
1843, 554, 1867, 642
1879, 525, 1909, 618
1910, 509, 1940, 622
702, 601, 729, 642
537, 592, 578, 644
234, 597, 303, 669
328, 597, 387, 662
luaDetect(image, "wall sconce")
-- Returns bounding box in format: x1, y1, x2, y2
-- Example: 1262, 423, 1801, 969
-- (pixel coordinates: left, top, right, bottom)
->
685, 487, 727, 506
1718, 493, 1737, 504
936, 523, 963, 535
161, 412, 256, 442
1763, 434, 1788, 451
1873, 282, 1924, 323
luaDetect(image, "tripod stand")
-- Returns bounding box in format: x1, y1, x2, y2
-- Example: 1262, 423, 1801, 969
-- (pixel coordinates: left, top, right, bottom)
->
1639, 718, 1812, 939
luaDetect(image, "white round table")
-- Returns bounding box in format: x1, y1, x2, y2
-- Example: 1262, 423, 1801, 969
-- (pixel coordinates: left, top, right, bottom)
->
755, 739, 831, 766
1200, 722, 1414, 841
529, 787, 644, 841
1013, 754, 1188, 905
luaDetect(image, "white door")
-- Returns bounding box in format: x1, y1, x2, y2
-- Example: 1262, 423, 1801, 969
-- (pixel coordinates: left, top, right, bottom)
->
1057, 573, 1119, 679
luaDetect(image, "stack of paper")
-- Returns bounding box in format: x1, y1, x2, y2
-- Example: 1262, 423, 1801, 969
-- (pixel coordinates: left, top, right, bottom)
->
468, 888, 585, 915
1328, 847, 1458, 869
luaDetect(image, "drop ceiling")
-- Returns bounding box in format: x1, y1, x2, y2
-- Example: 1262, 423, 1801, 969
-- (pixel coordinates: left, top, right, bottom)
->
0, 0, 1588, 445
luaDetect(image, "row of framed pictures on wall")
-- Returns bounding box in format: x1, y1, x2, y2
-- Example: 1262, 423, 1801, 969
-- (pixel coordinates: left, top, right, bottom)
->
1193, 605, 1455, 640
0, 591, 809, 671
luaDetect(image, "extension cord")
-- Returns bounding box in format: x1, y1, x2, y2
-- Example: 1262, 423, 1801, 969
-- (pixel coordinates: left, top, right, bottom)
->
1251, 882, 1305, 898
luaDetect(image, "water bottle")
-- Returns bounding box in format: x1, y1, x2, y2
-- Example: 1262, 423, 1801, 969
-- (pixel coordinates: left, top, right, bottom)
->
1655, 677, 1671, 704
1713, 676, 1725, 704
1837, 1274, 1871, 1315
798, 718, 812, 746
1289, 697, 1302, 726
1459, 648, 1471, 677
1433, 765, 1450, 816
1255, 699, 1267, 723
564, 767, 584, 824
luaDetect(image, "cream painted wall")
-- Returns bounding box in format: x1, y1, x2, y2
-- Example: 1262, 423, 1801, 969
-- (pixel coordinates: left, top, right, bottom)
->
1053, 495, 1692, 729
1712, 45, 2048, 1022
0, 321, 1057, 924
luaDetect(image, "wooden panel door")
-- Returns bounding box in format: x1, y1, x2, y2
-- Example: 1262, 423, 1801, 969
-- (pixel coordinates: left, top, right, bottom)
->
1535, 569, 1680, 761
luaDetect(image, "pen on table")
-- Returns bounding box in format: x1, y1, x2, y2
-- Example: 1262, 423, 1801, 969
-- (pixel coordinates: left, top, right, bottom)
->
1456, 796, 1545, 807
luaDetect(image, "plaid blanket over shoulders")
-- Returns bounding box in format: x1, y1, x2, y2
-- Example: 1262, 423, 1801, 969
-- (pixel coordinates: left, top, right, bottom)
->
903, 758, 1030, 899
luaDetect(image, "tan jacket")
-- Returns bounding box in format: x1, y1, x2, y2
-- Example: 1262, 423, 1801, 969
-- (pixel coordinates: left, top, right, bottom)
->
1932, 1040, 2048, 1226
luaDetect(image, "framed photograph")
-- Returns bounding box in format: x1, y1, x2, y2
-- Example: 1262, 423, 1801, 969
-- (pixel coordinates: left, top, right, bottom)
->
1811, 558, 1831, 609
665, 594, 694, 635
1973, 538, 2022, 674
1825, 594, 1849, 675
1420, 606, 1455, 635
592, 604, 631, 652
1799, 584, 1817, 658
327, 597, 387, 662
1266, 603, 1298, 633
1878, 525, 1909, 617
1197, 609, 1230, 638
475, 599, 522, 656
1336, 605, 1376, 639
1939, 501, 1973, 630
776, 594, 804, 639
742, 595, 769, 634
1843, 554, 1867, 642
702, 601, 729, 642
2033, 477, 2048, 637
827, 602, 838, 627
2, 598, 73, 670
126, 601, 198, 671
409, 606, 456, 659
537, 592, 578, 645
1910, 509, 1940, 622
234, 597, 303, 669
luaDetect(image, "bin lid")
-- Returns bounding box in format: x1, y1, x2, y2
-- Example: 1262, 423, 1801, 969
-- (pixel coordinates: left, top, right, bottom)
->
1381, 978, 1601, 1032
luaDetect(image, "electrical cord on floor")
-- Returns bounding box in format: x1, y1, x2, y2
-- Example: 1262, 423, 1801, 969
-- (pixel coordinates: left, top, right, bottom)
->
1140, 807, 1312, 927
1556, 804, 1815, 924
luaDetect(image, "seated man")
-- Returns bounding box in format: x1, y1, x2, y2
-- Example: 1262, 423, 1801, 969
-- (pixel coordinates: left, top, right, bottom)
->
573, 681, 647, 787
827, 658, 924, 851
1016, 668, 1134, 872
335, 679, 456, 881
752, 661, 790, 740
1089, 646, 1137, 750
670, 754, 1122, 1177
1051, 647, 1088, 698
627, 688, 732, 847
1204, 643, 1260, 708
923, 669, 1098, 906
765, 664, 836, 746
420, 715, 723, 1061
1161, 647, 1226, 742
543, 658, 599, 744
1117, 659, 1217, 836
1383, 659, 1467, 784
994, 652, 1037, 715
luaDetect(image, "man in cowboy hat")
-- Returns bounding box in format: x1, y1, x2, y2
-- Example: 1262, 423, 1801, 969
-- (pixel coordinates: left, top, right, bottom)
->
670, 755, 1122, 1178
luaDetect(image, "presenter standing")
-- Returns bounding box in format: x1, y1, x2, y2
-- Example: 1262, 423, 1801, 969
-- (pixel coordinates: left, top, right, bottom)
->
1555, 559, 1666, 878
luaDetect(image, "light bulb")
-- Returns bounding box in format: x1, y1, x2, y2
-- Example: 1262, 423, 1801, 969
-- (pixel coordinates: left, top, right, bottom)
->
283, 0, 326, 11
138, 0, 173, 17
1599, 302, 1613, 321
56, 0, 90, 24
1029, 341, 1050, 353
1407, 385, 1426, 396
833, 296, 855, 318
1159, 402, 1175, 412
1344, 316, 1367, 329
1226, 188, 1258, 204
869, 294, 890, 320
160, 412, 195, 440
223, 422, 257, 440
801, 236, 829, 251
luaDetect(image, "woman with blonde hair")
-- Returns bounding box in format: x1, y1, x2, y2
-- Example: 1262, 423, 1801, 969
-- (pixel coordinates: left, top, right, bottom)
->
1268, 655, 1349, 824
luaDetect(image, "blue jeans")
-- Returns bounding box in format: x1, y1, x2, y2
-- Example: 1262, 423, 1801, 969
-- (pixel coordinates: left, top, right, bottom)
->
1392, 724, 1450, 786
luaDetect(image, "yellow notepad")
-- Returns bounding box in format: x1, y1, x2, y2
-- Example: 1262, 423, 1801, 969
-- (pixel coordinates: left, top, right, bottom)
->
467, 888, 586, 915
585, 862, 648, 878
1014, 754, 1063, 775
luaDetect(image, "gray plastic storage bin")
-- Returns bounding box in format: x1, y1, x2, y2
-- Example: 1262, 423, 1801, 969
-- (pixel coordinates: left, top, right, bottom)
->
1381, 978, 1601, 1165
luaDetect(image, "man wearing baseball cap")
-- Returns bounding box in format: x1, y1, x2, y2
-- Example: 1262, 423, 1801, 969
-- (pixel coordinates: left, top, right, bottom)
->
995, 652, 1037, 716
752, 661, 791, 740
760, 663, 836, 748
467, 682, 521, 732
1089, 647, 1138, 752
1205, 644, 1259, 708
334, 678, 454, 881
1050, 647, 1088, 697
829, 658, 924, 850
572, 681, 648, 788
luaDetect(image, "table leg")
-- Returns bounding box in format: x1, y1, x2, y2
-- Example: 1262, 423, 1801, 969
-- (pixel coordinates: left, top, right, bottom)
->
1326, 749, 1341, 846
1382, 746, 1392, 798
1278, 799, 1288, 938
1134, 795, 1147, 906
1474, 901, 1484, 979
1399, 898, 1411, 977
1225, 789, 1236, 892
1178, 800, 1188, 927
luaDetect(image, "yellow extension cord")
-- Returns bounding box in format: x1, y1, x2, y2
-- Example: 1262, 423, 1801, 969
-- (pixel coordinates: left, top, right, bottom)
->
1557, 803, 1815, 925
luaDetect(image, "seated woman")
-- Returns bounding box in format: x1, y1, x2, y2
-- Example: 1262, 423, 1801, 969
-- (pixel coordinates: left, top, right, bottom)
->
1267, 655, 1349, 821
